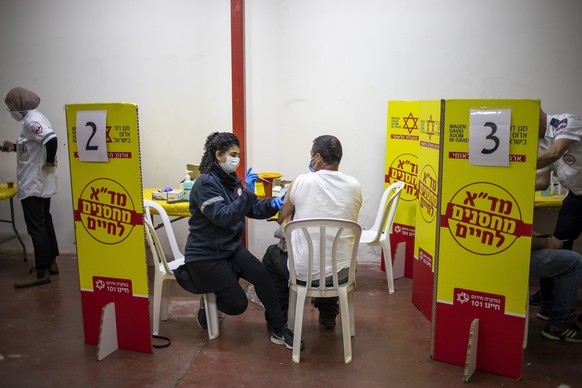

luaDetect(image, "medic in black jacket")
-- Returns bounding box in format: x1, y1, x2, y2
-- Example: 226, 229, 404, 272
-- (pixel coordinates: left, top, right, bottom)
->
183, 131, 301, 350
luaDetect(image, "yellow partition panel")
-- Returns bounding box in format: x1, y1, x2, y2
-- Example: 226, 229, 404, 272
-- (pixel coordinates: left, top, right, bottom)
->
66, 103, 150, 353
432, 99, 539, 378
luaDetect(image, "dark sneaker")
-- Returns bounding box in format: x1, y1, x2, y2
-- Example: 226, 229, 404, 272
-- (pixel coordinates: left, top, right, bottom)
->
271, 328, 305, 350
541, 324, 582, 343
14, 272, 51, 288
196, 307, 208, 330
319, 314, 337, 330
529, 290, 542, 306
536, 305, 550, 321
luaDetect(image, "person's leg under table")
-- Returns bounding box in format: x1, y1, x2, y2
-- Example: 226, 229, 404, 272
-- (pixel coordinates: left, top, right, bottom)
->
530, 248, 582, 330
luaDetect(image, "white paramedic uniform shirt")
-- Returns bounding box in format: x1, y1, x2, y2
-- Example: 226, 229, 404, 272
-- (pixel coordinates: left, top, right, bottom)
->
16, 109, 58, 199
544, 113, 582, 195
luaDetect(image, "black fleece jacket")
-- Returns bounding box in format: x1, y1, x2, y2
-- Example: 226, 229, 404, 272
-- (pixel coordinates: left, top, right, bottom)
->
184, 163, 278, 262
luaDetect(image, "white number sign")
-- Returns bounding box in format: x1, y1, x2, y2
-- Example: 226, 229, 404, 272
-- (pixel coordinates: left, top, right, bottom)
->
469, 109, 511, 166
76, 110, 109, 162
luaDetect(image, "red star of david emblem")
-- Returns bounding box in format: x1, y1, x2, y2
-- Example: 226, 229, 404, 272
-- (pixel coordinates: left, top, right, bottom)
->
402, 112, 418, 134
31, 122, 43, 134
426, 115, 435, 140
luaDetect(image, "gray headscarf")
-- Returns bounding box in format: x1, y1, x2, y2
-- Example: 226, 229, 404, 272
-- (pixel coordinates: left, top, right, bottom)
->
4, 87, 41, 111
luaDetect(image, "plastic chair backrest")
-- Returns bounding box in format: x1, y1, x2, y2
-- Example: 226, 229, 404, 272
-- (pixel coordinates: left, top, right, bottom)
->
367, 181, 405, 243
378, 181, 404, 241
143, 216, 173, 275
143, 199, 184, 262
285, 218, 362, 294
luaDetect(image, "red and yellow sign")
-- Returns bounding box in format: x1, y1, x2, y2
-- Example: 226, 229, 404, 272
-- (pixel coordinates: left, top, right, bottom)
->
385, 101, 420, 278
74, 178, 142, 244
440, 182, 530, 255
432, 99, 539, 379
66, 103, 150, 353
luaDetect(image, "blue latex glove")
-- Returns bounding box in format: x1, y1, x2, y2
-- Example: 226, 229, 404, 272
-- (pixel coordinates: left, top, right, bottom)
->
272, 193, 286, 209
245, 167, 258, 192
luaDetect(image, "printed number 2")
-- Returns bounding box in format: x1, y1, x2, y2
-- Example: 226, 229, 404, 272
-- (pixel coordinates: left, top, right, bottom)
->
481, 122, 499, 155
85, 121, 98, 151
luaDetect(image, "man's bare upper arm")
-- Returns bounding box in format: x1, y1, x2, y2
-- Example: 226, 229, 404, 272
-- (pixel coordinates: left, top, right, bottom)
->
277, 181, 295, 223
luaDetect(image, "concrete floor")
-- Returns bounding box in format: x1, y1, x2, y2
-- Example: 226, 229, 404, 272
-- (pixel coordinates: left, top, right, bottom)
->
0, 252, 581, 387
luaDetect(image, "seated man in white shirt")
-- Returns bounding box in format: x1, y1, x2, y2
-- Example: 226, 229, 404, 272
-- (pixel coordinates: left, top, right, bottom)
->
263, 135, 362, 329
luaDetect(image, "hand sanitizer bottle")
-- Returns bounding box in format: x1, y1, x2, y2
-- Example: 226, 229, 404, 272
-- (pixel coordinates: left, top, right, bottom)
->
183, 171, 193, 200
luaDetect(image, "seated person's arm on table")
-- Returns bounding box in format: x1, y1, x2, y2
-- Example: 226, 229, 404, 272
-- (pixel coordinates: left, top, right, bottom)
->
537, 138, 573, 169
277, 181, 295, 224
531, 232, 562, 251
535, 168, 551, 191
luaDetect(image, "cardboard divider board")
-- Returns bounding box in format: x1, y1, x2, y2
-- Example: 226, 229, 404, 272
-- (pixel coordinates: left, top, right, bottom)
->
431, 99, 538, 379
66, 103, 151, 354
385, 101, 420, 278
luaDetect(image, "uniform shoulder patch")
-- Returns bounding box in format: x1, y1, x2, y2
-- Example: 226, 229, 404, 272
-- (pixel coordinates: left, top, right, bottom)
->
557, 118, 568, 131
31, 122, 43, 134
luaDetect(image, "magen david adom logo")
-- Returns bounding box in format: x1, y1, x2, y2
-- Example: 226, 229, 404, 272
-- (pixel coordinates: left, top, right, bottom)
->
440, 182, 530, 255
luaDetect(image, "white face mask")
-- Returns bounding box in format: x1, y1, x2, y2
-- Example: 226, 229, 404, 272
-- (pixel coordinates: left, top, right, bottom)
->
220, 156, 240, 173
10, 111, 25, 121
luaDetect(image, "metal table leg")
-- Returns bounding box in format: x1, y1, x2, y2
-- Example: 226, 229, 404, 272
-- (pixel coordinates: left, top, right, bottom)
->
0, 197, 27, 261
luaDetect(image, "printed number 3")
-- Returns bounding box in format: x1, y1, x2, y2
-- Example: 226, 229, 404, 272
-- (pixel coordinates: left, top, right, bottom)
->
85, 121, 98, 151
481, 122, 499, 155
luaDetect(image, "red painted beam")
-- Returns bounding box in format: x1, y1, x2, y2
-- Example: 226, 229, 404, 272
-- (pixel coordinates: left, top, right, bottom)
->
231, 0, 248, 246
231, 0, 246, 178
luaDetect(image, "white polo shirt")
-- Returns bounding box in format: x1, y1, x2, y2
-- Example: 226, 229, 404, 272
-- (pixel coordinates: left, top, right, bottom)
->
544, 113, 582, 195
16, 109, 58, 199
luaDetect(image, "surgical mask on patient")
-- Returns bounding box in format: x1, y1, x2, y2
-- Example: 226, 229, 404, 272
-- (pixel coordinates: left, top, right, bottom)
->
308, 155, 317, 172
221, 156, 240, 173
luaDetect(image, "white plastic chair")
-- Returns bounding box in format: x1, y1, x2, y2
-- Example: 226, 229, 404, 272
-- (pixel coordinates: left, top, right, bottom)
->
143, 199, 220, 340
285, 218, 362, 363
359, 181, 404, 294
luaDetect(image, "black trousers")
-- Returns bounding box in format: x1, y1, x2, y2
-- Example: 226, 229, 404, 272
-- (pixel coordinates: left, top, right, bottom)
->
21, 196, 59, 271
540, 192, 582, 305
186, 245, 287, 333
262, 244, 340, 324
553, 192, 582, 249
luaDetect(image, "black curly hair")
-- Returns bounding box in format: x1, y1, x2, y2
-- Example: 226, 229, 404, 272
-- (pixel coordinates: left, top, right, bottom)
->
199, 132, 240, 173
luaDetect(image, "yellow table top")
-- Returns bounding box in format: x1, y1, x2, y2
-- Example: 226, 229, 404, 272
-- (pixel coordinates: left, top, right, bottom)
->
534, 191, 565, 209
143, 188, 191, 218
0, 184, 17, 200
142, 187, 280, 221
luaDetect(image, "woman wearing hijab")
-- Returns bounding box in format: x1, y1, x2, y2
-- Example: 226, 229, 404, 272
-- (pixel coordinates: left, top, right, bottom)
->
2, 87, 59, 288
183, 131, 301, 350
